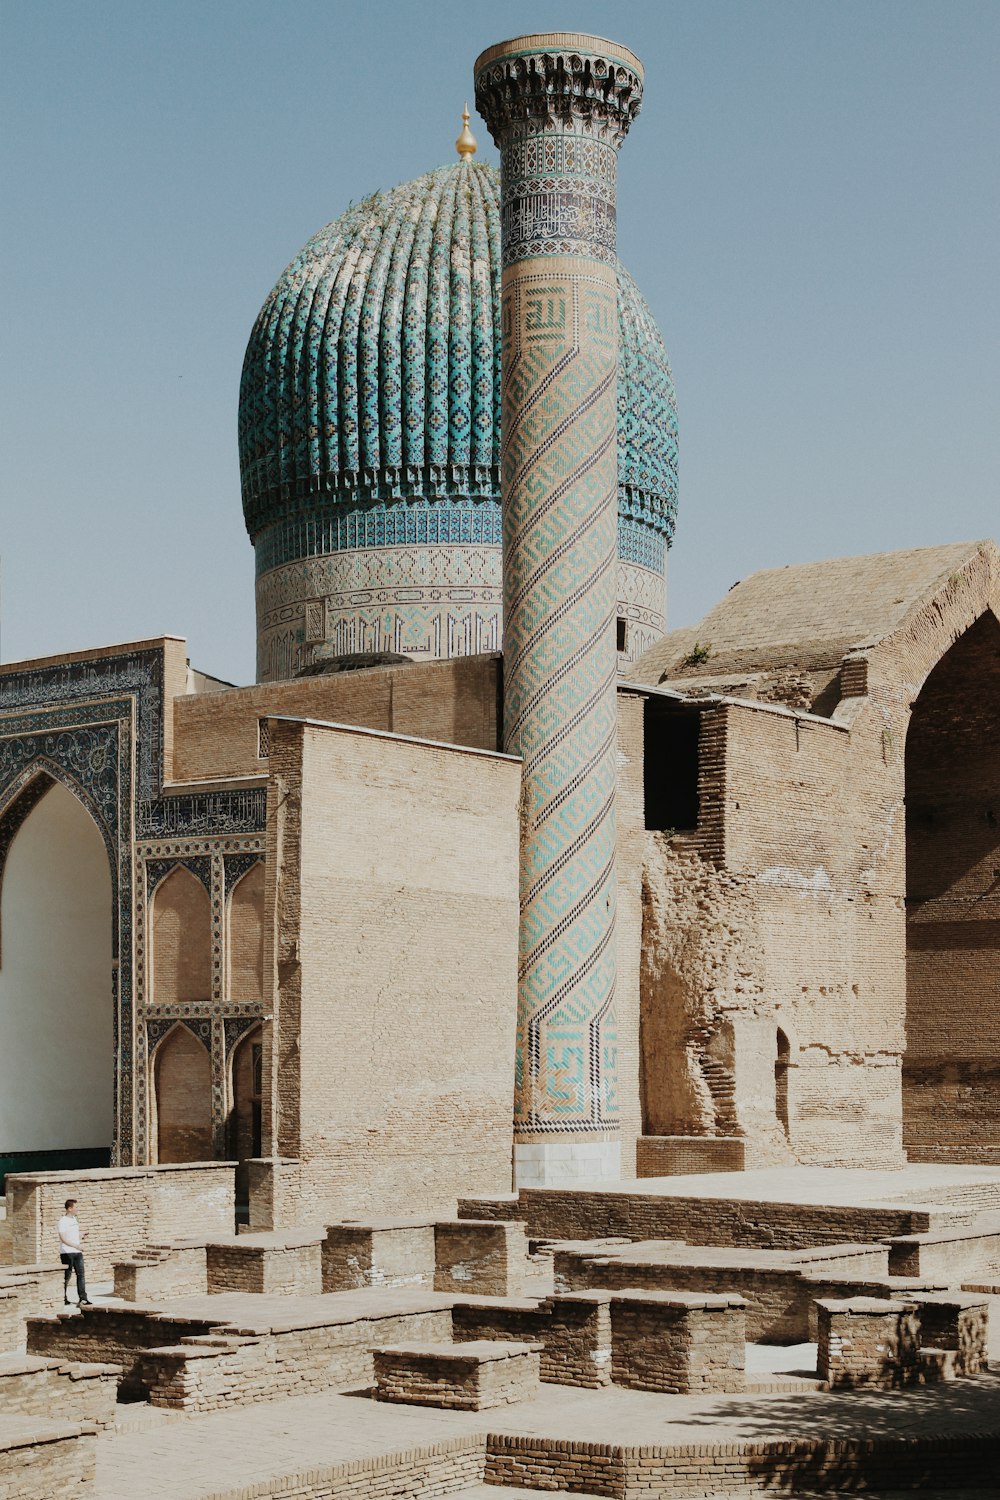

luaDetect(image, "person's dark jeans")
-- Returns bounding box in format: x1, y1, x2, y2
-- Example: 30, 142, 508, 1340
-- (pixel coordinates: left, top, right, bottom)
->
60, 1251, 88, 1303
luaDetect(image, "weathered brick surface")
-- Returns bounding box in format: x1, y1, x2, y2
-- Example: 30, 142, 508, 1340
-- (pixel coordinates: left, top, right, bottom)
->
909, 1292, 990, 1375
0, 1289, 20, 1351
27, 1304, 223, 1398
540, 1291, 614, 1388
373, 1339, 539, 1409
113, 1242, 208, 1300
632, 542, 1000, 1173
172, 654, 502, 781
554, 1237, 893, 1343
0, 1355, 120, 1428
6, 1164, 235, 1279
264, 720, 520, 1228
0, 1418, 97, 1500
609, 1291, 745, 1394
518, 1185, 939, 1248
887, 1218, 1000, 1283
0, 1265, 64, 1334
174, 1435, 487, 1500
138, 1306, 452, 1411
816, 1297, 921, 1387
206, 1232, 322, 1295
636, 1136, 746, 1176
322, 1220, 436, 1291
486, 1430, 1000, 1498
434, 1220, 528, 1296
451, 1292, 614, 1389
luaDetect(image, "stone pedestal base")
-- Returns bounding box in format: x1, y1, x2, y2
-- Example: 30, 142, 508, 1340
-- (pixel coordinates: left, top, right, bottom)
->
514, 1140, 621, 1189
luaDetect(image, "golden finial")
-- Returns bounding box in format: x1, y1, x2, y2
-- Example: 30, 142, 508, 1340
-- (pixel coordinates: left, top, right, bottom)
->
456, 102, 477, 159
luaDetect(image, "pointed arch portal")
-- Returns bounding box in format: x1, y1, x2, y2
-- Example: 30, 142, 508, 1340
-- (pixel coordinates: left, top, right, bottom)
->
904, 611, 1000, 1160
0, 780, 114, 1169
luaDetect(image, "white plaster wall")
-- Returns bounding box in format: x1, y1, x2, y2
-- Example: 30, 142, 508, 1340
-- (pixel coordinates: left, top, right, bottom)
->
0, 782, 113, 1151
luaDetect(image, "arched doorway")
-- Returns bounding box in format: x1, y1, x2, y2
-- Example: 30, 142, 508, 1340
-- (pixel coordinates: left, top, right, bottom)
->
904, 610, 1000, 1159
153, 1025, 213, 1163
0, 779, 114, 1170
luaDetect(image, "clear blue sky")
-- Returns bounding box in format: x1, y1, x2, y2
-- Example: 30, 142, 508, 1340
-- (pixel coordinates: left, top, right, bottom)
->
2, 0, 997, 684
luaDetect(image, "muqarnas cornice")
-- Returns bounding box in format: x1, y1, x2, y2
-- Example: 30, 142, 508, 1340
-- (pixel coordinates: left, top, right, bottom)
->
474, 34, 644, 148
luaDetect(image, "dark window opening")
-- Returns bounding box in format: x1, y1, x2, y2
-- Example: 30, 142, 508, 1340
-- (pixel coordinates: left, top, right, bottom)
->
775, 1028, 791, 1137
644, 699, 700, 832
617, 617, 628, 653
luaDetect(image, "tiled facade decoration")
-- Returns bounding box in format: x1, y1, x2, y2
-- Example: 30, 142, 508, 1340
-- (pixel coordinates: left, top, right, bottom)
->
475, 35, 644, 1179
0, 644, 266, 1166
238, 159, 677, 681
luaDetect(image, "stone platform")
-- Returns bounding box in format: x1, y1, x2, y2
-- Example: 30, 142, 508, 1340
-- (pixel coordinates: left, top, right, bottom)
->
6, 1164, 1000, 1497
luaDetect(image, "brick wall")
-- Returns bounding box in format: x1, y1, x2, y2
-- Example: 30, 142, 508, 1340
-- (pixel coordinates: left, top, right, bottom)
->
0, 1421, 97, 1500
516, 1185, 938, 1249
138, 1306, 453, 1411
634, 545, 1000, 1172
816, 1297, 920, 1387
206, 1233, 322, 1295
322, 1221, 436, 1291
610, 1291, 745, 1393
6, 1163, 235, 1278
636, 1137, 745, 1176
0, 1356, 119, 1428
27, 1304, 224, 1398
373, 1341, 540, 1409
151, 1023, 213, 1163
434, 1221, 527, 1296
172, 654, 502, 781
263, 719, 520, 1226
904, 610, 1000, 1160
484, 1430, 1000, 1499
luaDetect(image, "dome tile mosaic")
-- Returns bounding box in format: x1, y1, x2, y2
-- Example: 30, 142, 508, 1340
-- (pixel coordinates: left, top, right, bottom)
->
239, 159, 678, 675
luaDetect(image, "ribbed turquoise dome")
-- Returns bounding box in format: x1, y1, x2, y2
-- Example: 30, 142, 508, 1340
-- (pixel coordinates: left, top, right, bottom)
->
238, 160, 677, 580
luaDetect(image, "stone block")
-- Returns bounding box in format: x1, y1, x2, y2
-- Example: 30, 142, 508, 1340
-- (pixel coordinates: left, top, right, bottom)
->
909, 1292, 989, 1375
539, 1290, 613, 1388
816, 1297, 921, 1388
373, 1339, 540, 1409
323, 1219, 436, 1291
434, 1219, 527, 1296
205, 1230, 322, 1295
610, 1290, 746, 1394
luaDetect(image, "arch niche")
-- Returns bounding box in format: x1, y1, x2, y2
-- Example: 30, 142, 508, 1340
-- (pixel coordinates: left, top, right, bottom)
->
904, 610, 1000, 1159
152, 1024, 213, 1163
0, 778, 114, 1162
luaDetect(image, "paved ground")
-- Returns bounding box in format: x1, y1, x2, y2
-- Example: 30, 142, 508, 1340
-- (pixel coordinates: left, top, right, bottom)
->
91, 1367, 1000, 1500
525, 1163, 1000, 1207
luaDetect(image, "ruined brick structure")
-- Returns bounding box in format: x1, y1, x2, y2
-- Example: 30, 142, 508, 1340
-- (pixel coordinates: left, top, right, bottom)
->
0, 29, 997, 1223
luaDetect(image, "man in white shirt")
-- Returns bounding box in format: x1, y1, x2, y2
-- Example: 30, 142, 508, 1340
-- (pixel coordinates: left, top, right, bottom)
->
57, 1198, 92, 1306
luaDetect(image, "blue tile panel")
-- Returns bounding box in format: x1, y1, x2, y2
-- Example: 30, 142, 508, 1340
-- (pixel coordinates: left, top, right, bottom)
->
239, 162, 677, 572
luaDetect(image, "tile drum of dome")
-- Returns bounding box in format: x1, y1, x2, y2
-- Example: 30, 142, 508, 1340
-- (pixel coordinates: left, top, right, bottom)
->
239, 161, 678, 680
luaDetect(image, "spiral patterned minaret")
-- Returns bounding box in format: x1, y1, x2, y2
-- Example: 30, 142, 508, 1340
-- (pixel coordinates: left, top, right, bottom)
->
475, 34, 643, 1186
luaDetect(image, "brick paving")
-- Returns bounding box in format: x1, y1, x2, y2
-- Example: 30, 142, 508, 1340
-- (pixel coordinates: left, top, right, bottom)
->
92, 1369, 1000, 1500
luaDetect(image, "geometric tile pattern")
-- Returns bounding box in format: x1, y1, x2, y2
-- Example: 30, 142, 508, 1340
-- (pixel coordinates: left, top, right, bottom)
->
476, 35, 644, 1141
0, 648, 267, 1166
256, 544, 503, 679
500, 264, 623, 1139
239, 149, 675, 674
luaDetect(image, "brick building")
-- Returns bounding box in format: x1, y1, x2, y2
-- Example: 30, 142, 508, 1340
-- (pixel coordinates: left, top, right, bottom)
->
1, 35, 997, 1226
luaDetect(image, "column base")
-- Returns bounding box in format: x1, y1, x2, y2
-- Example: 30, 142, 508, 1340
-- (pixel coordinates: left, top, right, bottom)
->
513, 1138, 621, 1189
